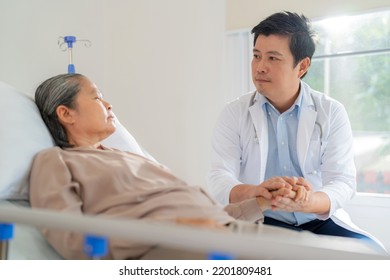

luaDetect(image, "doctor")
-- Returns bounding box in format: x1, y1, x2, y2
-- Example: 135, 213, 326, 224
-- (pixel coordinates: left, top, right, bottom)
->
207, 11, 385, 248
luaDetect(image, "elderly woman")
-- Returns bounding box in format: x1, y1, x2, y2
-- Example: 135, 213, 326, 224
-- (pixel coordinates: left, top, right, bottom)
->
30, 73, 311, 260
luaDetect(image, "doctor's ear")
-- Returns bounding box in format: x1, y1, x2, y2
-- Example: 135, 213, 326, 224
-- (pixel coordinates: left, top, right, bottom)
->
298, 57, 310, 78
56, 105, 76, 125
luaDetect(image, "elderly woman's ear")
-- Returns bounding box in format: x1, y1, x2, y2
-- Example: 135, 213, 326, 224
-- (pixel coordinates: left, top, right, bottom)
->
56, 105, 75, 126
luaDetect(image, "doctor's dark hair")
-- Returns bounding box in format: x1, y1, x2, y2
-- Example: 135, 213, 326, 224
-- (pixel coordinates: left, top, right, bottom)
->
251, 11, 317, 76
35, 73, 84, 148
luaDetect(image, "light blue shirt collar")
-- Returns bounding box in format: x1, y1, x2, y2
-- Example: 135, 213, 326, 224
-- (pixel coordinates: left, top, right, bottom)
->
254, 82, 304, 116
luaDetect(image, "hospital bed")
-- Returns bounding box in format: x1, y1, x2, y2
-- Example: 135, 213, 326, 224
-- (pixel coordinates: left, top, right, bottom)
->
0, 80, 388, 260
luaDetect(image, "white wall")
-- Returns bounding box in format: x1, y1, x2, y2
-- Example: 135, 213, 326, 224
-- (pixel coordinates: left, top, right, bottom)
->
226, 0, 390, 30
0, 0, 227, 187
344, 195, 390, 252
0, 0, 106, 91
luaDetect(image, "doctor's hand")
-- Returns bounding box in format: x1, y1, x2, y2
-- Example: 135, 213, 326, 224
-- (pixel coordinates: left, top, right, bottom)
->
269, 176, 312, 212
230, 177, 293, 204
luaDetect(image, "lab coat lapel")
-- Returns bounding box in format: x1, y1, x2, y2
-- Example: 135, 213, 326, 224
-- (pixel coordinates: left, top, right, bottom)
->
297, 93, 317, 170
249, 97, 268, 182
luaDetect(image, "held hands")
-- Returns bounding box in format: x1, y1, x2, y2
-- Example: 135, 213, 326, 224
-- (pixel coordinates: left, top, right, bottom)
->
255, 176, 312, 212
271, 176, 312, 212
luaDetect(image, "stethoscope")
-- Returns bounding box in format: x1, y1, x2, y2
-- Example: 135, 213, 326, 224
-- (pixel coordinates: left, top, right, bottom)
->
310, 93, 324, 144
250, 91, 324, 144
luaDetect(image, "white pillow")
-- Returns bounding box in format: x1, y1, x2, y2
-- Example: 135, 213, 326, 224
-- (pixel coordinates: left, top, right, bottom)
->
0, 81, 54, 200
102, 115, 157, 161
101, 114, 144, 155
0, 80, 153, 200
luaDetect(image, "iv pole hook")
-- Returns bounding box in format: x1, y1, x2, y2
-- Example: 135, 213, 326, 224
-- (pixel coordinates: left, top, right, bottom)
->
58, 36, 92, 74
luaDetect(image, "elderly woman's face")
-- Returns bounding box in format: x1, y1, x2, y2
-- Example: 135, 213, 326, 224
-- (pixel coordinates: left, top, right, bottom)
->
66, 77, 116, 145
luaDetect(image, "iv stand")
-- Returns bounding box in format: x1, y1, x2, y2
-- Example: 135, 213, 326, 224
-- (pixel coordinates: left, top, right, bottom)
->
58, 35, 91, 74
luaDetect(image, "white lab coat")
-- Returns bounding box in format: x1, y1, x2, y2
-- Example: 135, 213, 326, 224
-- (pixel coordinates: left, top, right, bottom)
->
207, 81, 386, 251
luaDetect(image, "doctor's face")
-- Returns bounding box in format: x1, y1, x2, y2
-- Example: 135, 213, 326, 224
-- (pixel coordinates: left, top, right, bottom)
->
251, 34, 307, 112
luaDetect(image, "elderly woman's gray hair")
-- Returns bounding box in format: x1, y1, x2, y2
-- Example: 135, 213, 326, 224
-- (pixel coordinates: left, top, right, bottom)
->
35, 73, 85, 148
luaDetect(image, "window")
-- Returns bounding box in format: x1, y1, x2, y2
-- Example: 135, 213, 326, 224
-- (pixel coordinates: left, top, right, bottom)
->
304, 10, 390, 194
226, 10, 390, 194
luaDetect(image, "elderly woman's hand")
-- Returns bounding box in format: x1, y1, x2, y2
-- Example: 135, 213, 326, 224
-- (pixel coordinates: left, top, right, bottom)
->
175, 217, 227, 231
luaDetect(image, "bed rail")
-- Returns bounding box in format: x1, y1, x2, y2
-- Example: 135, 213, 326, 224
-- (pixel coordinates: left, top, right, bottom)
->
0, 203, 388, 260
